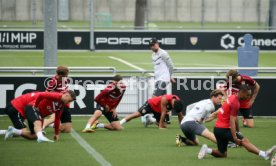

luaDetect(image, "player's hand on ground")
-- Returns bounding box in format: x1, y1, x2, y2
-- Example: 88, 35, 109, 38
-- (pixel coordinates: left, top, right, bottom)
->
159, 127, 167, 130
171, 77, 176, 83
54, 135, 59, 142
234, 138, 242, 146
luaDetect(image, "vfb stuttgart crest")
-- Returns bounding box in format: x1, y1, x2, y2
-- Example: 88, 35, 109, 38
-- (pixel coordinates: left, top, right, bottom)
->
74, 36, 82, 45
190, 37, 198, 45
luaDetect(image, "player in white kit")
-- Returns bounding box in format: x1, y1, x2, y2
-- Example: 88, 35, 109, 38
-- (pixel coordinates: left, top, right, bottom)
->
176, 90, 224, 146
142, 38, 175, 126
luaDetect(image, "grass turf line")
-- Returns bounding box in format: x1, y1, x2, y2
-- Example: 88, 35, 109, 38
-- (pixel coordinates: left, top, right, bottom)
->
1, 116, 276, 166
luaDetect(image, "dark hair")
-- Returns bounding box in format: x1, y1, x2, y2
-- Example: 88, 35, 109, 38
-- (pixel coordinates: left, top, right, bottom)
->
67, 90, 76, 100
113, 75, 123, 82
226, 69, 239, 80
174, 100, 183, 113
239, 84, 251, 92
149, 38, 158, 46
210, 89, 224, 98
56, 66, 69, 77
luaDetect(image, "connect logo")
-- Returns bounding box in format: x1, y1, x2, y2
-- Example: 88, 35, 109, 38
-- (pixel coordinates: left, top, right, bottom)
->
220, 34, 235, 49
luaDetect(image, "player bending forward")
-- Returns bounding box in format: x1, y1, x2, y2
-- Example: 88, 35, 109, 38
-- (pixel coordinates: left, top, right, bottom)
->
198, 84, 276, 160
4, 91, 76, 143
225, 69, 260, 128
120, 94, 183, 129
82, 75, 126, 132
176, 90, 223, 146
43, 66, 73, 133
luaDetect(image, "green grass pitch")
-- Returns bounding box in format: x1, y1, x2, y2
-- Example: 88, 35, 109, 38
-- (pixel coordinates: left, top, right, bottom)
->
0, 117, 276, 166
0, 50, 276, 166
0, 51, 276, 71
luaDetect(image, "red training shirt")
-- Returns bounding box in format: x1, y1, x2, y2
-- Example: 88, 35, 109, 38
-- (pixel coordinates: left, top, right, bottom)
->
147, 94, 180, 113
95, 82, 126, 111
215, 95, 240, 128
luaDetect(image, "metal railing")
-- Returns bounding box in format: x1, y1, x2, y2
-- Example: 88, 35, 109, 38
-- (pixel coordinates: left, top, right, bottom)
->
0, 67, 116, 75
0, 67, 275, 76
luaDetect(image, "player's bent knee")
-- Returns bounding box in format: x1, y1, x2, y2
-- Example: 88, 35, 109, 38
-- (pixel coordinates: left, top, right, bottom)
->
111, 122, 123, 131
94, 110, 103, 116
60, 123, 72, 133
246, 124, 254, 128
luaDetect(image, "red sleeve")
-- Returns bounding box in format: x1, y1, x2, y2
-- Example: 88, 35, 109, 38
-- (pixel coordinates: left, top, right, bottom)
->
230, 97, 240, 117
95, 84, 114, 105
54, 111, 62, 135
241, 75, 256, 86
35, 92, 62, 107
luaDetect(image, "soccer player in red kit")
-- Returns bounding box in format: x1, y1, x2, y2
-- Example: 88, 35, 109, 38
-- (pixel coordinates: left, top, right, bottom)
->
4, 91, 76, 143
43, 66, 73, 133
120, 94, 183, 129
198, 85, 276, 160
225, 69, 260, 128
82, 75, 126, 132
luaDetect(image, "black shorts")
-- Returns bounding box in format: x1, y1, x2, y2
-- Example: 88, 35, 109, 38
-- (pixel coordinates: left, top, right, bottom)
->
60, 107, 72, 123
25, 105, 42, 134
138, 102, 164, 123
214, 127, 244, 154
180, 121, 206, 141
153, 81, 168, 96
239, 108, 253, 119
5, 103, 26, 130
96, 104, 119, 123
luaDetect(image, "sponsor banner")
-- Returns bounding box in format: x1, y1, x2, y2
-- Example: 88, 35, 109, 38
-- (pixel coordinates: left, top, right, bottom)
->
0, 76, 113, 115
172, 78, 276, 116
0, 31, 43, 49
0, 30, 276, 50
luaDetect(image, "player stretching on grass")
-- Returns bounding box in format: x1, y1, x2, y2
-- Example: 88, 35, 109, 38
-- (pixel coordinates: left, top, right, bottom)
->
4, 91, 76, 143
43, 66, 72, 133
120, 94, 183, 129
82, 75, 126, 132
198, 85, 276, 160
176, 90, 223, 146
225, 69, 260, 128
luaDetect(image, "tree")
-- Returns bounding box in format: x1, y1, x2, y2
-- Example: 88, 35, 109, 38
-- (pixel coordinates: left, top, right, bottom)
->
134, 0, 147, 30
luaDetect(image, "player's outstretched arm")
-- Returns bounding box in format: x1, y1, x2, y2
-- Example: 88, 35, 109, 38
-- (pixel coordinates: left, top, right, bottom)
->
230, 115, 242, 146
159, 96, 168, 129
250, 82, 260, 106
204, 110, 219, 123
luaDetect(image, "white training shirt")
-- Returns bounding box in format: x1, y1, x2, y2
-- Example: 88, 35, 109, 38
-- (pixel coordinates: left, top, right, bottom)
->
152, 48, 173, 82
181, 99, 215, 124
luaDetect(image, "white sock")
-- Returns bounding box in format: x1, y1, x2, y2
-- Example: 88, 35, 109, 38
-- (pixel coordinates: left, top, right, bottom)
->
207, 148, 212, 154
150, 117, 156, 123
96, 123, 105, 128
0, 130, 6, 135
259, 151, 266, 158
120, 119, 127, 125
12, 128, 22, 136
85, 123, 91, 129
36, 131, 44, 139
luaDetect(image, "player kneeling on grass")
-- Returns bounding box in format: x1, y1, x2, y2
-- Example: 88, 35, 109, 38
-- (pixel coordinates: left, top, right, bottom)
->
176, 90, 223, 146
82, 75, 126, 132
3, 91, 76, 143
120, 94, 183, 129
43, 66, 73, 133
198, 85, 276, 160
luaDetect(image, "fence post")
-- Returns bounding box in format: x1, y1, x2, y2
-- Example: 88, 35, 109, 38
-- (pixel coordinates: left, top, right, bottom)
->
44, 0, 57, 75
